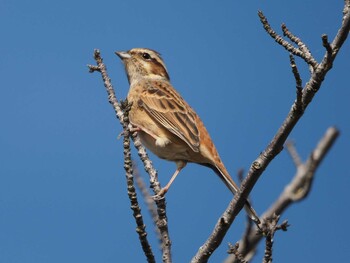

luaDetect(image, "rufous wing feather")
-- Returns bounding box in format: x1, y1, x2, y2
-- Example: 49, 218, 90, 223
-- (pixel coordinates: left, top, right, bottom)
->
138, 81, 200, 152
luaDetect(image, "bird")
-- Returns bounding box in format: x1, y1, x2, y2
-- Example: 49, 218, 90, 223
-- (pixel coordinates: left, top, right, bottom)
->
116, 48, 260, 224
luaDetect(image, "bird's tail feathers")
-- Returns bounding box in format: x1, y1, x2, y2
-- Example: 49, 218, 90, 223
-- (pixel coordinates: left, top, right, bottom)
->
207, 163, 260, 224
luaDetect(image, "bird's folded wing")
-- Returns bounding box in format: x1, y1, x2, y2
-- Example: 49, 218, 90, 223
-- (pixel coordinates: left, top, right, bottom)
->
138, 84, 200, 152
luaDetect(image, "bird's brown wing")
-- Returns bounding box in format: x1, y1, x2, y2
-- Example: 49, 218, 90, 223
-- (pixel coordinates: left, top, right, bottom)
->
138, 80, 200, 152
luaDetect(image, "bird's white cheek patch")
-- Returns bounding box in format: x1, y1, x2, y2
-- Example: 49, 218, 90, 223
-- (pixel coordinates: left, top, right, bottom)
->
155, 137, 171, 147
143, 62, 151, 71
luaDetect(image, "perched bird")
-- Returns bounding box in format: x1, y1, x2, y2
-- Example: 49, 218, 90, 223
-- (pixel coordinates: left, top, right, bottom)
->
116, 48, 260, 223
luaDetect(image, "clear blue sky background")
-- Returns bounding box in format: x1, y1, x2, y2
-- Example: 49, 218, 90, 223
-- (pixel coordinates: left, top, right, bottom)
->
1, 1, 349, 262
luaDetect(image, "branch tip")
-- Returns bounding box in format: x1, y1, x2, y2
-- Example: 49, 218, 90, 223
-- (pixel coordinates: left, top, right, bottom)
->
258, 214, 289, 263
259, 12, 318, 69
285, 140, 303, 167
322, 34, 332, 54
87, 64, 100, 73
93, 48, 101, 57
289, 54, 303, 90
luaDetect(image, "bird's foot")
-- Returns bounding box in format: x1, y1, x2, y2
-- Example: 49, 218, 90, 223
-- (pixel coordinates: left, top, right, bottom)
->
152, 188, 167, 200
119, 99, 132, 113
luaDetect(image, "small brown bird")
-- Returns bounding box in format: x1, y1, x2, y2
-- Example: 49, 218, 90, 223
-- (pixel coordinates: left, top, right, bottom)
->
116, 48, 260, 223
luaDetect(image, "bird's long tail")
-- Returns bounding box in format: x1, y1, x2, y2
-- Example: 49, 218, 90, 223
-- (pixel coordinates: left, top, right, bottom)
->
207, 163, 260, 224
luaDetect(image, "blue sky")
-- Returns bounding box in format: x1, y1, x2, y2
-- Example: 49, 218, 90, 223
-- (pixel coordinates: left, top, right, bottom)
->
1, 1, 349, 262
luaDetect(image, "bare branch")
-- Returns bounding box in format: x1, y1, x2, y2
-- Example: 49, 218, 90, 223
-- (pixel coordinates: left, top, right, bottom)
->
270, 126, 339, 213
289, 54, 304, 114
282, 24, 318, 71
322, 34, 332, 55
258, 11, 318, 69
226, 127, 339, 262
237, 169, 244, 183
88, 49, 172, 262
133, 162, 161, 242
258, 214, 289, 263
227, 243, 247, 263
285, 141, 302, 168
122, 116, 155, 263
237, 169, 256, 246
88, 65, 100, 73
194, 3, 348, 261
289, 54, 303, 90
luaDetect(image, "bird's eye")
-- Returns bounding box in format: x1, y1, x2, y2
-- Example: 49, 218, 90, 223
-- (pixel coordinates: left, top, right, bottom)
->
142, 52, 151, 60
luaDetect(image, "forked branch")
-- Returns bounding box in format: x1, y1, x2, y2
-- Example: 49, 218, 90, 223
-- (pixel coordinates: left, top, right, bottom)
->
226, 127, 339, 263
193, 2, 349, 261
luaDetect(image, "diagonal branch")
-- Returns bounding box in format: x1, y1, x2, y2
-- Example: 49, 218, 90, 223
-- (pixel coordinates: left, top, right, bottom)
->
225, 126, 339, 263
193, 2, 349, 261
88, 50, 172, 262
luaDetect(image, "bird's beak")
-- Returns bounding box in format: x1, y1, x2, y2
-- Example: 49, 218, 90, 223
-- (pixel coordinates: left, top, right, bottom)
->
115, 51, 131, 60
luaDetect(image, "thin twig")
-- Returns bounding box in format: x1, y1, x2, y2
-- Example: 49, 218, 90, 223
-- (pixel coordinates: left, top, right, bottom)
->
322, 34, 333, 55
258, 214, 289, 263
301, 0, 350, 107
258, 11, 318, 69
289, 54, 304, 114
282, 24, 318, 71
227, 243, 247, 263
88, 50, 172, 262
289, 54, 303, 90
237, 169, 244, 183
285, 141, 302, 168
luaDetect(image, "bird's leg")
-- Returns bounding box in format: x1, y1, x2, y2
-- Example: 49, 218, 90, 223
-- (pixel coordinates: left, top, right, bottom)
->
117, 126, 141, 139
129, 126, 142, 133
156, 161, 187, 198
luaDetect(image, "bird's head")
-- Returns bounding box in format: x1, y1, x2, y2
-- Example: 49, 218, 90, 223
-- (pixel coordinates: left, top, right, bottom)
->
116, 48, 170, 84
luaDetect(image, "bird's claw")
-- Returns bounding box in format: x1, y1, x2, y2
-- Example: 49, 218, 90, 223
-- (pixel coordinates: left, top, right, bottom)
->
117, 130, 127, 139
119, 99, 133, 113
152, 188, 167, 200
152, 194, 165, 201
